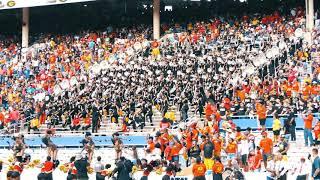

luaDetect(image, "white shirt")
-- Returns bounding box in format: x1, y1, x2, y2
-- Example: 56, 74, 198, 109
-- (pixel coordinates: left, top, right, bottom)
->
294, 161, 310, 176
266, 160, 276, 177
239, 140, 250, 155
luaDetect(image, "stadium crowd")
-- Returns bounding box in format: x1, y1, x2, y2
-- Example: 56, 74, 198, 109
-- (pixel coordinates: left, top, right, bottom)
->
0, 6, 319, 180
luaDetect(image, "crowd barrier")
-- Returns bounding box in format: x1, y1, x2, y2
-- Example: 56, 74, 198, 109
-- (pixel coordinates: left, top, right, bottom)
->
228, 113, 320, 130
0, 113, 318, 148
0, 135, 147, 148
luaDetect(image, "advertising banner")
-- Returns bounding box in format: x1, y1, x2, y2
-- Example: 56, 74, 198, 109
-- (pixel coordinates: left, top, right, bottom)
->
0, 0, 95, 10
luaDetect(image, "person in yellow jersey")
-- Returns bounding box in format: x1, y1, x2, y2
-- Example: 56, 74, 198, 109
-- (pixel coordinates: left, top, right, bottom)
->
272, 113, 281, 143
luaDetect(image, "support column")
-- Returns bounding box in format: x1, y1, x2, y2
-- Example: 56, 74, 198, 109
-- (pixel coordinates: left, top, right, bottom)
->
305, 0, 314, 44
153, 0, 160, 40
22, 7, 29, 48
308, 0, 314, 31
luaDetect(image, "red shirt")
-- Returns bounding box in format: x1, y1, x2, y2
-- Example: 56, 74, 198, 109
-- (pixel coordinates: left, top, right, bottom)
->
314, 123, 320, 140
72, 117, 80, 126
13, 164, 23, 174
41, 161, 54, 173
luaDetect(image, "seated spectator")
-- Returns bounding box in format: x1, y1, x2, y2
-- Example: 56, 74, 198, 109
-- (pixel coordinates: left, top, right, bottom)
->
82, 116, 91, 131
70, 116, 81, 131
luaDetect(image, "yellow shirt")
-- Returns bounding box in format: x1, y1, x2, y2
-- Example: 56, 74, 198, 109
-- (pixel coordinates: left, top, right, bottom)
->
30, 118, 40, 128
272, 118, 281, 131
164, 112, 176, 122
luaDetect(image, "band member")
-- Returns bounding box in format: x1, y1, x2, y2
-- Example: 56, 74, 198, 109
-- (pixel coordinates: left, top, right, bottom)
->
42, 129, 58, 162
81, 132, 95, 162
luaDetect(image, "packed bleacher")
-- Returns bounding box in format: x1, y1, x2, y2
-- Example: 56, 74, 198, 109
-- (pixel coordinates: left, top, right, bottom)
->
0, 4, 319, 180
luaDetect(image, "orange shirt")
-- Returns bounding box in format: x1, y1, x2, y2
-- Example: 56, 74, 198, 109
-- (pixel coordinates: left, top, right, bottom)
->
212, 162, 224, 174
205, 103, 215, 117
302, 85, 312, 97
212, 138, 222, 156
171, 143, 182, 156
201, 126, 213, 135
192, 129, 199, 141
304, 114, 313, 129
237, 90, 246, 102
41, 161, 54, 173
192, 163, 207, 177
186, 132, 193, 150
148, 142, 155, 152
83, 117, 91, 125
259, 138, 273, 154
292, 82, 300, 92
225, 142, 237, 154
311, 86, 319, 95
0, 112, 4, 123
256, 104, 267, 120
314, 123, 320, 140
254, 151, 263, 169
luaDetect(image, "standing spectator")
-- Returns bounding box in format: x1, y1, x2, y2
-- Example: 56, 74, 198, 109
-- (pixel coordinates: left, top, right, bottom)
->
272, 113, 281, 143
277, 135, 289, 156
212, 157, 224, 180
91, 102, 100, 133
287, 108, 296, 141
239, 136, 249, 171
94, 156, 105, 180
293, 157, 309, 180
311, 148, 320, 180
202, 136, 214, 170
189, 140, 201, 160
192, 157, 206, 180
259, 132, 273, 169
303, 111, 314, 147
256, 102, 267, 131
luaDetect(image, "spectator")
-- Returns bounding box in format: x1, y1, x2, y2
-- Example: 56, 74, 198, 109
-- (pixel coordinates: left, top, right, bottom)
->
293, 157, 309, 180
94, 156, 105, 180
192, 157, 206, 180
259, 131, 273, 169
303, 111, 314, 147
272, 113, 281, 143
212, 157, 224, 180
311, 148, 320, 180
287, 108, 297, 141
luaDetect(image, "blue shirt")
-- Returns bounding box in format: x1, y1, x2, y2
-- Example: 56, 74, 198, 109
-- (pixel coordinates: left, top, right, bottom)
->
88, 41, 95, 50
312, 156, 320, 179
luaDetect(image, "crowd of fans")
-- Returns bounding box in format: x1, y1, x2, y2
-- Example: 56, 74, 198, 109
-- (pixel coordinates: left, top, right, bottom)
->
0, 5, 319, 180
0, 8, 319, 135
